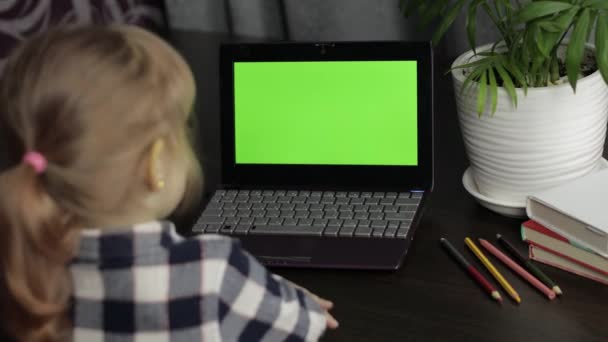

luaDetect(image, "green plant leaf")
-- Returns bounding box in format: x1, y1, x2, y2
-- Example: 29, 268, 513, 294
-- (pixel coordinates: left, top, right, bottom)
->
566, 8, 591, 92
495, 64, 518, 107
461, 66, 486, 96
466, 0, 485, 54
432, 0, 467, 46
418, 0, 447, 28
477, 70, 488, 115
502, 56, 528, 94
514, 1, 574, 23
488, 67, 498, 114
582, 0, 608, 10
596, 15, 608, 84
452, 55, 494, 70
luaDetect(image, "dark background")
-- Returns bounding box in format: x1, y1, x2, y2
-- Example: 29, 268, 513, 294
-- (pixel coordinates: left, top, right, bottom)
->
0, 1, 607, 341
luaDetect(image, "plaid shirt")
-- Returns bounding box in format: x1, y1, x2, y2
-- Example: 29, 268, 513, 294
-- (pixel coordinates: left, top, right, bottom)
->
70, 220, 326, 341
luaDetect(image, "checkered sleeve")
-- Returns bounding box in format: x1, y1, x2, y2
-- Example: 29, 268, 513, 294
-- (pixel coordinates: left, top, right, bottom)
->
215, 238, 327, 341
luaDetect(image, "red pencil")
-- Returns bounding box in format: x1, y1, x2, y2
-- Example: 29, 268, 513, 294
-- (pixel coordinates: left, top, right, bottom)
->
440, 238, 502, 303
479, 238, 556, 300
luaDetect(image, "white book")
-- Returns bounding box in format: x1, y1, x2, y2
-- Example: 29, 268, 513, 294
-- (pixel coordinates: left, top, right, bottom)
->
526, 168, 608, 258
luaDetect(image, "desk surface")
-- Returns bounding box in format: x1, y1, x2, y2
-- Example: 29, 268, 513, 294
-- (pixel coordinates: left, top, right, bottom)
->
169, 30, 608, 342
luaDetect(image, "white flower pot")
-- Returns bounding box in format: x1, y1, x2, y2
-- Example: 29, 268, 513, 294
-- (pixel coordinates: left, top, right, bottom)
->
452, 44, 608, 210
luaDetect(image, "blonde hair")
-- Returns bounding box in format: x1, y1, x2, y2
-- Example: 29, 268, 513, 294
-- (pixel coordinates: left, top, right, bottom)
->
0, 25, 202, 341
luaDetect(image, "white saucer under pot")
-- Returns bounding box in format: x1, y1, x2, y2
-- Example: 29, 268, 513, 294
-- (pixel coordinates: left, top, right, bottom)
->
462, 158, 608, 218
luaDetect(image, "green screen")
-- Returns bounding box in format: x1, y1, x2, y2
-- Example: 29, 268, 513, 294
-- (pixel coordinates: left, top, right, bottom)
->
234, 61, 418, 165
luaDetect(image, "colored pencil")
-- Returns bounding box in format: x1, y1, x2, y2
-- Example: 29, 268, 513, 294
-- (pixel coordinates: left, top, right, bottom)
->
465, 237, 521, 303
440, 238, 502, 303
479, 239, 556, 300
497, 234, 563, 295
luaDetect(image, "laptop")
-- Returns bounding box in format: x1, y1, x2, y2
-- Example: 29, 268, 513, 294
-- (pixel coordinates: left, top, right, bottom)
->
193, 41, 433, 270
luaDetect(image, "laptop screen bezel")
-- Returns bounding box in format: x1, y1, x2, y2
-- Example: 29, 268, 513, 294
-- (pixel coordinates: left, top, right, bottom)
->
219, 41, 433, 191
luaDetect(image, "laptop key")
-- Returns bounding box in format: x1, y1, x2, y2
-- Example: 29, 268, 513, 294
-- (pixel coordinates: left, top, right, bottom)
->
274, 190, 286, 196
280, 203, 296, 210
250, 190, 262, 196
339, 226, 355, 237
295, 203, 310, 211
203, 209, 222, 217
205, 223, 222, 233
250, 196, 263, 203
357, 220, 371, 228
365, 198, 380, 205
298, 218, 314, 226
380, 198, 394, 205
263, 196, 278, 203
338, 212, 354, 219
354, 227, 372, 237
310, 204, 324, 211
361, 192, 372, 198
395, 198, 420, 205
220, 224, 235, 234
239, 217, 254, 225
385, 212, 414, 221
371, 220, 388, 229
222, 203, 236, 211
387, 220, 400, 229
373, 192, 385, 198
299, 190, 310, 196
277, 197, 292, 203
268, 218, 284, 225
398, 192, 411, 198
354, 205, 368, 212
313, 219, 329, 227
384, 228, 397, 238
201, 217, 224, 225
350, 198, 365, 205
287, 190, 299, 196
280, 210, 295, 218
335, 197, 349, 205
386, 192, 398, 198
354, 212, 369, 220
411, 192, 423, 199
322, 191, 335, 197
224, 217, 240, 225
397, 228, 409, 238
237, 203, 252, 209
369, 212, 384, 220
284, 218, 298, 226
223, 209, 237, 217
309, 211, 323, 219
294, 210, 309, 218
292, 196, 307, 203
234, 224, 251, 235
323, 226, 340, 237
266, 203, 280, 210
348, 192, 360, 198
401, 220, 413, 229
266, 210, 280, 218
368, 205, 383, 212
251, 210, 266, 217
311, 191, 323, 197
207, 202, 222, 210
324, 211, 339, 219
372, 228, 385, 238
339, 205, 354, 212
306, 197, 321, 204
249, 225, 323, 236
343, 219, 357, 228
384, 205, 398, 213
328, 219, 343, 227
254, 217, 270, 225
398, 205, 418, 212
321, 197, 335, 204
336, 192, 347, 198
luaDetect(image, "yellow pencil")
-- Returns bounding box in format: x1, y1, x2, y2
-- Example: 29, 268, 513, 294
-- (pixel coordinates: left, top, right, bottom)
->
464, 237, 521, 304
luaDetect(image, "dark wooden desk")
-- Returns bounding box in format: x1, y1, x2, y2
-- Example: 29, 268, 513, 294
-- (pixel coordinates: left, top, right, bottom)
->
169, 30, 608, 342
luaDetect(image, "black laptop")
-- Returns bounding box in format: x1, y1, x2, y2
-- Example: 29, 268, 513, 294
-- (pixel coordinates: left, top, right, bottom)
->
193, 41, 433, 270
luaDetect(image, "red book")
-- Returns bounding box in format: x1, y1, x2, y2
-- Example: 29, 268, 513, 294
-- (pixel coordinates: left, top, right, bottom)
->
522, 220, 608, 285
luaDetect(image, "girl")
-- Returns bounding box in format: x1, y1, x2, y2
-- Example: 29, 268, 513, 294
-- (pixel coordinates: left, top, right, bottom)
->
0, 25, 337, 341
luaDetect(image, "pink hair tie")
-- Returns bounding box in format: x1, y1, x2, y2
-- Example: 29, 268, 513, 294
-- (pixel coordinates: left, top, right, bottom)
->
23, 151, 48, 174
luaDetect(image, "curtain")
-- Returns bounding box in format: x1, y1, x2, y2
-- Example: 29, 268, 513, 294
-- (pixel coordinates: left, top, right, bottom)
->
164, 0, 502, 62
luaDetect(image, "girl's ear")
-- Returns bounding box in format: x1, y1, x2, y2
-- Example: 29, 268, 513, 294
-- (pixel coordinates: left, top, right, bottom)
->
146, 138, 166, 192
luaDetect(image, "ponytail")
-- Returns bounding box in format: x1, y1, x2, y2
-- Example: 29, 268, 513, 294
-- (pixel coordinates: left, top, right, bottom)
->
0, 164, 75, 341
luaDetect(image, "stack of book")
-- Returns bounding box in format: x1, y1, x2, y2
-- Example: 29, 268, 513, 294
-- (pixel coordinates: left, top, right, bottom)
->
524, 169, 608, 285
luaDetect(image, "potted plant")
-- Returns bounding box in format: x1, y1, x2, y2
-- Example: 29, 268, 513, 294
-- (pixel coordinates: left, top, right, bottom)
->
401, 0, 608, 217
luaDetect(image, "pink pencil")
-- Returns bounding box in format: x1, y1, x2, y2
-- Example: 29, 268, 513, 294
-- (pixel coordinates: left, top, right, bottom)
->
479, 238, 556, 300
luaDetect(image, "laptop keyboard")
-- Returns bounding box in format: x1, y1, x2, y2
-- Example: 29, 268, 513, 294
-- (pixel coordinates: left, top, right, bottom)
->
194, 190, 422, 239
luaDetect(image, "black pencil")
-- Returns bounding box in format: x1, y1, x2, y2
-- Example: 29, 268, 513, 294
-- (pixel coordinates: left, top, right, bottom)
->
496, 234, 563, 295
440, 238, 502, 302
